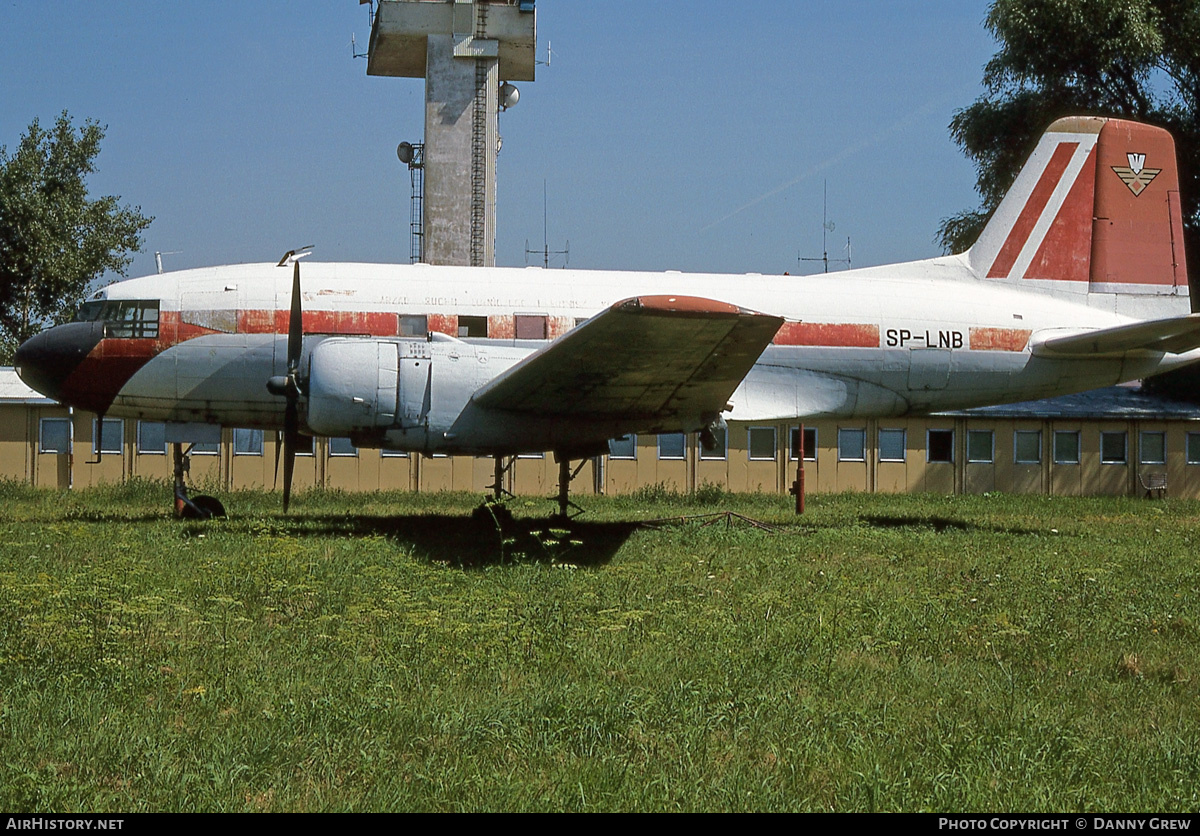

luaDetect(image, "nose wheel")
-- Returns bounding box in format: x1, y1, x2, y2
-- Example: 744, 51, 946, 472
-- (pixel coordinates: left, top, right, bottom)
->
172, 442, 226, 520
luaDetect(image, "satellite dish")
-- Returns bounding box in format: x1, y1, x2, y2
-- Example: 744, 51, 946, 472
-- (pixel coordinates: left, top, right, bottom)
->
500, 82, 520, 110
397, 142, 414, 164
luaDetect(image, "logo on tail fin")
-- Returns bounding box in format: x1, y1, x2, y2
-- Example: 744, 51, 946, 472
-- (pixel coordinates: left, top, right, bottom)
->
1112, 152, 1161, 196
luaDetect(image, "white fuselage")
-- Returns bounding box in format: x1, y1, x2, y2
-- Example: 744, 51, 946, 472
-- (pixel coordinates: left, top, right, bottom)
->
79, 257, 1197, 454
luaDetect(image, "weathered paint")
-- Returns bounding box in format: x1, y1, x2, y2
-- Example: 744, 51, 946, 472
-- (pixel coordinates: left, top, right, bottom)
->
427, 313, 458, 336
989, 142, 1078, 279
1026, 146, 1096, 283
969, 327, 1032, 352
773, 322, 880, 348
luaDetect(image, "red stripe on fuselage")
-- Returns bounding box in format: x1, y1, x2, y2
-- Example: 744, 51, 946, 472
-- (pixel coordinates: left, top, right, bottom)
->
773, 322, 880, 347
987, 142, 1078, 279
969, 327, 1032, 352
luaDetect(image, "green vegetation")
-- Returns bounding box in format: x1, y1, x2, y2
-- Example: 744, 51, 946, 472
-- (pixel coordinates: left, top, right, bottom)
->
1, 483, 1197, 811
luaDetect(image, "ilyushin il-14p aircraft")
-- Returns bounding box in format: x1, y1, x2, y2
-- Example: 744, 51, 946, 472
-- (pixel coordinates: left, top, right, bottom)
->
15, 116, 1200, 517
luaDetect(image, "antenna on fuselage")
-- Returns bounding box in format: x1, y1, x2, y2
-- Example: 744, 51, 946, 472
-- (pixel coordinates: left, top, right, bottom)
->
799, 180, 851, 274
524, 180, 569, 268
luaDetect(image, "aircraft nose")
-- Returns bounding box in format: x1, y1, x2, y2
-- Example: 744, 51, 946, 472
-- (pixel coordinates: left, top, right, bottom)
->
14, 322, 105, 402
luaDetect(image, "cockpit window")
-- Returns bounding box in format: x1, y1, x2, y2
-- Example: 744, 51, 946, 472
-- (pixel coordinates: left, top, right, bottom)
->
74, 300, 160, 339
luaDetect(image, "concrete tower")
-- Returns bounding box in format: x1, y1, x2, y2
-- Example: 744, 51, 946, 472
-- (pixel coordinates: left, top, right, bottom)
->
366, 0, 536, 267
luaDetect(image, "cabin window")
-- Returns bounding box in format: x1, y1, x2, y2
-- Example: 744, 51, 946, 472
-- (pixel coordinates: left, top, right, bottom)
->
329, 437, 357, 457
233, 428, 263, 456
1139, 431, 1166, 465
967, 430, 994, 463
927, 429, 954, 463
700, 426, 727, 460
1014, 430, 1042, 464
748, 427, 777, 461
39, 418, 71, 454
789, 427, 817, 461
76, 300, 160, 339
658, 433, 686, 460
1052, 431, 1080, 464
138, 422, 167, 455
838, 428, 866, 462
515, 314, 549, 340
878, 428, 906, 462
93, 418, 124, 455
399, 315, 428, 338
608, 435, 637, 460
1101, 431, 1127, 464
458, 316, 488, 338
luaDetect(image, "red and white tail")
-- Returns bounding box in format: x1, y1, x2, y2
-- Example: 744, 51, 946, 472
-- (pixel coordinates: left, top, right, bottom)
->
968, 116, 1189, 301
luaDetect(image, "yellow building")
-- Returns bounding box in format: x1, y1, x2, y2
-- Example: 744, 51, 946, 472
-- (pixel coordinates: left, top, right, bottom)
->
3, 369, 1198, 500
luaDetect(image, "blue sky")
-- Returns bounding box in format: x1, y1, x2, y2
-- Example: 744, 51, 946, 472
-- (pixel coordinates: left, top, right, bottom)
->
0, 1, 997, 280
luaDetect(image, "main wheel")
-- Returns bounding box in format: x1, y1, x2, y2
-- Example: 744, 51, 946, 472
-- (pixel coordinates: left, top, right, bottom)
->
183, 495, 227, 519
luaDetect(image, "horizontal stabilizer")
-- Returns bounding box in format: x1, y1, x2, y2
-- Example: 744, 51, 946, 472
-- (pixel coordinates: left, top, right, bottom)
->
471, 295, 783, 420
1031, 313, 1200, 357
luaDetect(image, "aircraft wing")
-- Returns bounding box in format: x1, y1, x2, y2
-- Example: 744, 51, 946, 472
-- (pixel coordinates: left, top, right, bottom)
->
471, 295, 784, 420
1032, 313, 1200, 358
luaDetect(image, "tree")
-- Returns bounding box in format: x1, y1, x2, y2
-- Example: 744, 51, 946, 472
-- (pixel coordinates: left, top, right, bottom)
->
939, 0, 1200, 270
0, 112, 152, 363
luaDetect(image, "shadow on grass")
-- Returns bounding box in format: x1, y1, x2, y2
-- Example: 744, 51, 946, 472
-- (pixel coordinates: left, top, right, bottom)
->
248, 512, 640, 569
859, 514, 1044, 536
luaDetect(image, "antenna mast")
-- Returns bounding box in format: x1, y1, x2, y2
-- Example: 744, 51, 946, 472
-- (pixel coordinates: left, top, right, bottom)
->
799, 180, 851, 274
525, 180, 569, 268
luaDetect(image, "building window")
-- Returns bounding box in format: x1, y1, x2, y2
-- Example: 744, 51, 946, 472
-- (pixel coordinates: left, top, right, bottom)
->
399, 315, 428, 338
748, 427, 777, 461
838, 428, 866, 462
381, 447, 409, 458
878, 428, 906, 462
458, 315, 487, 338
700, 426, 727, 460
137, 422, 167, 455
608, 435, 637, 460
1054, 430, 1081, 465
233, 428, 263, 456
1014, 430, 1042, 464
658, 433, 686, 460
1188, 433, 1200, 465
93, 418, 123, 455
967, 430, 994, 463
39, 417, 70, 454
517, 451, 545, 459
927, 429, 954, 463
329, 437, 358, 457
1139, 431, 1166, 465
789, 427, 817, 461
1101, 431, 1127, 464
515, 314, 549, 340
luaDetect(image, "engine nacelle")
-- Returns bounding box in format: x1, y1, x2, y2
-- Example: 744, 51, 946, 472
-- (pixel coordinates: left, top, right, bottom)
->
306, 339, 400, 436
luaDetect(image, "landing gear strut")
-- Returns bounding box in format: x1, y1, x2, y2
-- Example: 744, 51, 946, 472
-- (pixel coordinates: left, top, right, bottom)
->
489, 455, 516, 501
172, 442, 226, 520
554, 456, 588, 520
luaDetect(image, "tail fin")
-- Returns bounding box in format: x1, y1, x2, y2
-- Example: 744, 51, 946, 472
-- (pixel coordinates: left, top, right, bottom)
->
967, 116, 1188, 307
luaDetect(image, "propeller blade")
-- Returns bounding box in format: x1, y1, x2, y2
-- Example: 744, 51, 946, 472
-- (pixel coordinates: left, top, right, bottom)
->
282, 401, 298, 513
288, 260, 303, 374
273, 429, 282, 489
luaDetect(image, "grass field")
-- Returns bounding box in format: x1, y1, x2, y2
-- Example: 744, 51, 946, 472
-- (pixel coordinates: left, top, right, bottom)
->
0, 479, 1197, 812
